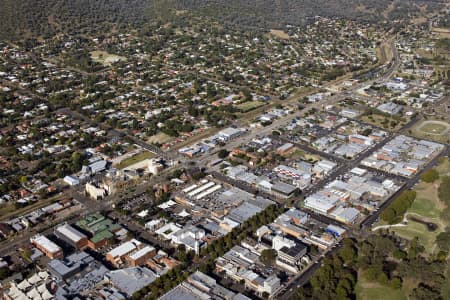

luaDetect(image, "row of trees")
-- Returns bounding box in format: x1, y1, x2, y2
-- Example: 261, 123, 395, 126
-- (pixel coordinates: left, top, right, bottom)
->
380, 190, 416, 224
133, 204, 285, 299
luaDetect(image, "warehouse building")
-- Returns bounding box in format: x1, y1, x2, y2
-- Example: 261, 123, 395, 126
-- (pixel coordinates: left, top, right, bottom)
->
54, 223, 88, 250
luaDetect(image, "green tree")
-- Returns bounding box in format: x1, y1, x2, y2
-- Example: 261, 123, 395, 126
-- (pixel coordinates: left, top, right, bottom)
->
421, 169, 439, 183
217, 149, 229, 159
260, 249, 277, 265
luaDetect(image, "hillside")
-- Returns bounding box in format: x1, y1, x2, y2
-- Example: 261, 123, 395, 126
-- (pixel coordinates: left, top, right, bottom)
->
0, 0, 444, 40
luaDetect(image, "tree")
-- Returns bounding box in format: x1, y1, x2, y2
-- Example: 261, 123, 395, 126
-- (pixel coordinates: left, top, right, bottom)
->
20, 176, 27, 185
421, 169, 439, 183
339, 239, 357, 263
393, 249, 407, 260
260, 249, 277, 265
217, 149, 229, 159
0, 267, 9, 280
389, 277, 402, 289
435, 231, 450, 252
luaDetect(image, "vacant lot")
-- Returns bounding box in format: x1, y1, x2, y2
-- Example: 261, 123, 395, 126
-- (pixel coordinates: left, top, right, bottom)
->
115, 151, 154, 169
147, 132, 173, 144
269, 29, 290, 39
91, 50, 126, 66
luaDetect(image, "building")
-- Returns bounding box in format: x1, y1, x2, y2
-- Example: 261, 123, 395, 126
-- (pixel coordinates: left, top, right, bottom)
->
148, 158, 164, 175
377, 102, 403, 115
54, 223, 88, 250
30, 235, 63, 259
47, 251, 96, 281
304, 193, 340, 214
76, 213, 122, 249
270, 181, 298, 199
85, 182, 108, 200
171, 225, 205, 254
63, 175, 80, 186
160, 271, 251, 300
277, 242, 307, 272
276, 143, 295, 155
104, 267, 158, 297
325, 224, 346, 237
106, 239, 156, 267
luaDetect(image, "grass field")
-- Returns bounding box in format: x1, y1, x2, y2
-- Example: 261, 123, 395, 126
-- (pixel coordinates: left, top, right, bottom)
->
408, 181, 443, 218
90, 50, 126, 66
420, 122, 448, 135
391, 218, 442, 254
235, 101, 266, 112
411, 120, 450, 143
355, 271, 406, 300
115, 151, 154, 169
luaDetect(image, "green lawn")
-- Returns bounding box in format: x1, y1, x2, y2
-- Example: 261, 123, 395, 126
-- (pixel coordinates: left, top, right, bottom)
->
391, 219, 442, 254
408, 182, 442, 218
409, 197, 441, 219
356, 271, 407, 300
235, 101, 266, 112
115, 151, 154, 169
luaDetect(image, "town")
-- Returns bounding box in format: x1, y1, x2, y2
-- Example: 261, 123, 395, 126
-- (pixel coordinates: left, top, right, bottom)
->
0, 4, 449, 300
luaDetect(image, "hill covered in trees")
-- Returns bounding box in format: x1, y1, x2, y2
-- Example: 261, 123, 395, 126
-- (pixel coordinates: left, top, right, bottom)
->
0, 0, 444, 40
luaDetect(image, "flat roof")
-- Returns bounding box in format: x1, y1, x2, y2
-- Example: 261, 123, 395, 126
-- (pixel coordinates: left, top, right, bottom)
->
31, 235, 61, 254
129, 245, 155, 260
55, 224, 87, 243
107, 239, 142, 258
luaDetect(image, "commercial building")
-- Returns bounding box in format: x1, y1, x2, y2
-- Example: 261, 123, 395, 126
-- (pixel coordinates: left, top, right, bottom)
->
160, 271, 251, 300
30, 235, 63, 259
54, 223, 88, 250
105, 267, 158, 297
47, 251, 97, 281
76, 213, 122, 249
304, 194, 340, 214
106, 239, 156, 267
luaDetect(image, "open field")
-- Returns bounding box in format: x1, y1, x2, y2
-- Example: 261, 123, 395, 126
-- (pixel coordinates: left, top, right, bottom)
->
115, 151, 154, 169
411, 119, 450, 143
409, 181, 443, 219
355, 270, 406, 300
269, 29, 290, 39
391, 218, 443, 254
147, 132, 173, 144
235, 101, 266, 112
90, 50, 126, 66
432, 27, 450, 38
417, 120, 449, 135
